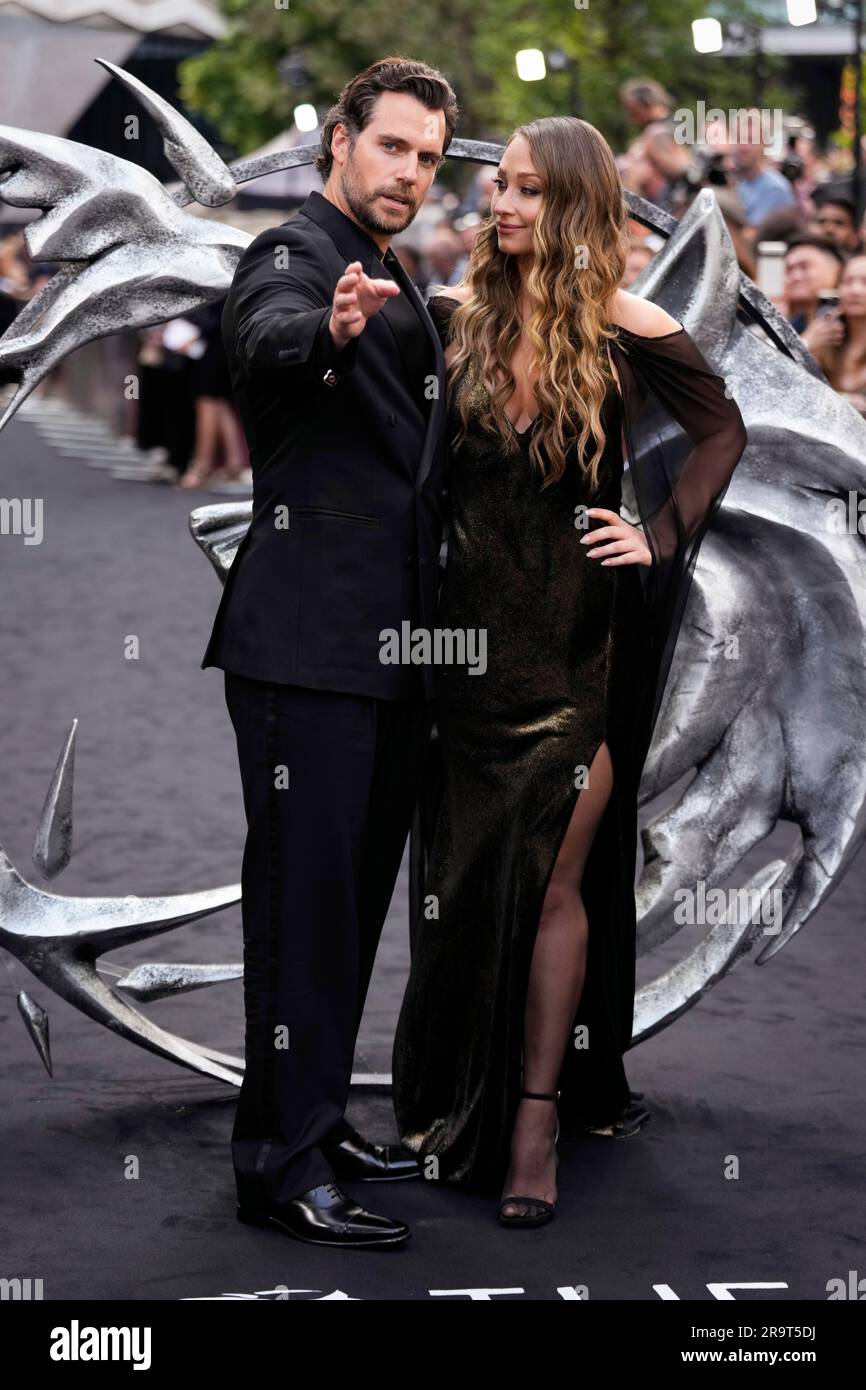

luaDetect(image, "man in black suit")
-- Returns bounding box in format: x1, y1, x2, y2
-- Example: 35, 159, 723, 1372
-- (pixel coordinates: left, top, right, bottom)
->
201, 57, 459, 1247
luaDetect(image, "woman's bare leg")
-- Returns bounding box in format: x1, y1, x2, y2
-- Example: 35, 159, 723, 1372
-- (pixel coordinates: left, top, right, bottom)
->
501, 740, 614, 1216
215, 400, 248, 477
178, 398, 219, 488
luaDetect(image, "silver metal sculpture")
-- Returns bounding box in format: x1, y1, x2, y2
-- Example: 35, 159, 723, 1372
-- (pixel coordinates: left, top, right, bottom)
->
0, 723, 242, 1082
1, 61, 863, 1082
0, 59, 248, 429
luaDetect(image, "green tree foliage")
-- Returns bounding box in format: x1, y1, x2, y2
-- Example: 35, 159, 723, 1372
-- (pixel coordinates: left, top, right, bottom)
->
179, 0, 800, 161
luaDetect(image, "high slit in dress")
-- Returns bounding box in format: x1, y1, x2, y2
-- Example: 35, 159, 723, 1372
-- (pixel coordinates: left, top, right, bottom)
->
392, 294, 749, 1194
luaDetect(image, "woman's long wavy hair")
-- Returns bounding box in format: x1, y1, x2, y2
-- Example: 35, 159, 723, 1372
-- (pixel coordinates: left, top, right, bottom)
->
440, 116, 629, 492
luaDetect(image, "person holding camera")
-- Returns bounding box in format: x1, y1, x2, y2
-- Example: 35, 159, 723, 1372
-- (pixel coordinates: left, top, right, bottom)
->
804, 253, 866, 417
783, 236, 844, 334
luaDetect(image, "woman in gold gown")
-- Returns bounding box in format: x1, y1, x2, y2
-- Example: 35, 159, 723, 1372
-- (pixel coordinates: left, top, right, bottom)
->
392, 116, 748, 1226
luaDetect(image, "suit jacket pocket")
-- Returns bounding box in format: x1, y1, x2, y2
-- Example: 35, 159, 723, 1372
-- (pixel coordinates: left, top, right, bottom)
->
290, 506, 382, 528
295, 514, 398, 671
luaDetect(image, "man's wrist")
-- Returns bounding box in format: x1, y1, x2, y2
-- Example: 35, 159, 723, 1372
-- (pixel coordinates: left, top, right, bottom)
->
310, 305, 360, 379
328, 312, 352, 353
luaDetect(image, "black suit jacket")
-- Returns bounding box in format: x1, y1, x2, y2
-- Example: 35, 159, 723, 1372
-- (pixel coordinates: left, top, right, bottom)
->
200, 190, 448, 700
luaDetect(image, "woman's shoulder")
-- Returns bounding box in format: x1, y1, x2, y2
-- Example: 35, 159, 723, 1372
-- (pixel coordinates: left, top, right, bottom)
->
424, 284, 690, 357
426, 286, 684, 338
425, 284, 470, 346
426, 283, 470, 313
607, 289, 685, 341
427, 281, 471, 303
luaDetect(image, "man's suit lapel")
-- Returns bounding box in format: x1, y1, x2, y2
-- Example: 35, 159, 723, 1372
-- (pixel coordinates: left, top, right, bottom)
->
380, 251, 446, 493
296, 193, 446, 485
380, 250, 438, 409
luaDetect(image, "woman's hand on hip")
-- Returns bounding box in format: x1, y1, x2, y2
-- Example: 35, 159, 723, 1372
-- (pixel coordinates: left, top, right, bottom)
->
581, 508, 653, 567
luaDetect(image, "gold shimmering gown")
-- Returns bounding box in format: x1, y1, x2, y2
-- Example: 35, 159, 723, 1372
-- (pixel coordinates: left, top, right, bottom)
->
392, 294, 748, 1194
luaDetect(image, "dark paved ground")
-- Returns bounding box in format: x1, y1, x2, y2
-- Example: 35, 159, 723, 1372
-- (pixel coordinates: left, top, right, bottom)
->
1, 409, 864, 1301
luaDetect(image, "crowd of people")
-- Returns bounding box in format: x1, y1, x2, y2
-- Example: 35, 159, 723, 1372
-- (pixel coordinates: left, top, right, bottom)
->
612, 79, 866, 416
2, 75, 865, 487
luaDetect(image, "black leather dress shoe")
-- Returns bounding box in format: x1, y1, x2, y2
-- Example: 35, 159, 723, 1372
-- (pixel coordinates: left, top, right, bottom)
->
236, 1181, 410, 1248
321, 1125, 421, 1182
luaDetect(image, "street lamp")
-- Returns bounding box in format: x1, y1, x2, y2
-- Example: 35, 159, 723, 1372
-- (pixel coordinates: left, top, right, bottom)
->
783, 1, 865, 222
515, 47, 581, 114
692, 17, 724, 53
293, 104, 319, 134
692, 17, 766, 105
787, 0, 819, 22
277, 52, 309, 89
547, 47, 581, 113
515, 49, 547, 83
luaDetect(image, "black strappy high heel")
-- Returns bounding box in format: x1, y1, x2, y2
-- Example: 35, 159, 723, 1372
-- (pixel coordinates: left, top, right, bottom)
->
499, 1087, 561, 1228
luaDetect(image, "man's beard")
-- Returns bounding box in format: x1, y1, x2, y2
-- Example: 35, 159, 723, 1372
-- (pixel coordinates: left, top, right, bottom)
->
340, 162, 418, 236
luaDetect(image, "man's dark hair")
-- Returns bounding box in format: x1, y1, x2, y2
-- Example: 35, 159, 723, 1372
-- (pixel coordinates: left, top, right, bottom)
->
814, 193, 858, 225
315, 55, 459, 181
785, 235, 846, 266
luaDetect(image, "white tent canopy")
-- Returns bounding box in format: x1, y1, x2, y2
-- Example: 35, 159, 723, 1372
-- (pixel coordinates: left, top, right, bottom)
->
0, 2, 225, 133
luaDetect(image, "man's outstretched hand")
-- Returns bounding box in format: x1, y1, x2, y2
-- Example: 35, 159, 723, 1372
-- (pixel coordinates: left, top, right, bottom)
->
329, 260, 400, 350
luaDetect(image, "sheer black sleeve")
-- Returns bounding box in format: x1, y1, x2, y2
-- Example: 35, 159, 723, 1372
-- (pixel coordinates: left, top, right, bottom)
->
425, 293, 460, 350
609, 325, 748, 748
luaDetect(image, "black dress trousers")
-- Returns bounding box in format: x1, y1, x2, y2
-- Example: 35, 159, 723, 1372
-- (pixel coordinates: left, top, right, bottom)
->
224, 671, 434, 1205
